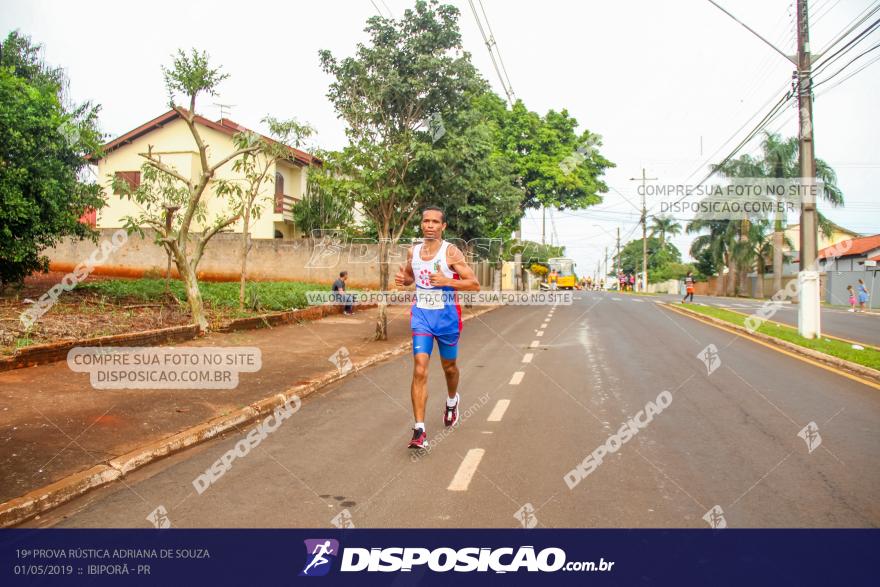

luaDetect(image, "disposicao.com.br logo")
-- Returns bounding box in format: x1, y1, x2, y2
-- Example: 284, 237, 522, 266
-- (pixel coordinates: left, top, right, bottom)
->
300, 541, 614, 575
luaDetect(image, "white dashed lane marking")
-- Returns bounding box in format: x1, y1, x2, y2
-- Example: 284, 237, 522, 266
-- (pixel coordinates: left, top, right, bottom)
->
522, 353, 534, 363
509, 371, 525, 385
536, 331, 544, 337
448, 449, 486, 491
487, 399, 511, 422
529, 340, 540, 348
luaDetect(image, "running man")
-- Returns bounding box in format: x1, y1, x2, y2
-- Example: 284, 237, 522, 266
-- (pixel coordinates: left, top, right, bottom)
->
394, 206, 480, 449
682, 271, 695, 303
302, 541, 335, 575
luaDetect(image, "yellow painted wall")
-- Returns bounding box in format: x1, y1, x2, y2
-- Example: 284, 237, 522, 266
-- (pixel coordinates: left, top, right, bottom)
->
784, 224, 859, 252
95, 117, 307, 239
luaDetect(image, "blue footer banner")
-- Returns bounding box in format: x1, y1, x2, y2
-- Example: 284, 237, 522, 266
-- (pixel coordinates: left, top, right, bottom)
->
1, 529, 876, 585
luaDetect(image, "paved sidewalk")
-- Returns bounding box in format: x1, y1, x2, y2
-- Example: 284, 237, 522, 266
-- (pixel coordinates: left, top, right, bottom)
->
0, 304, 454, 504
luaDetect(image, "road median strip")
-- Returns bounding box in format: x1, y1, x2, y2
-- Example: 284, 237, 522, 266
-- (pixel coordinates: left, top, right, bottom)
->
662, 302, 880, 388
0, 305, 500, 528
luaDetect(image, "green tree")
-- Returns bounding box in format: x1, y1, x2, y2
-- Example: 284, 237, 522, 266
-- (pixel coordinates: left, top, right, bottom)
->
227, 117, 315, 310
692, 246, 717, 280
0, 31, 104, 288
318, 1, 481, 339
713, 131, 844, 292
115, 49, 261, 332
687, 219, 736, 295
487, 97, 614, 212
614, 237, 680, 275
291, 151, 354, 235
649, 215, 681, 248
411, 88, 523, 256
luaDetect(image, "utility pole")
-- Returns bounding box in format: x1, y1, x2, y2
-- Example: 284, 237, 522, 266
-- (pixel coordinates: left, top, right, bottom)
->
705, 0, 819, 338
629, 169, 657, 292
796, 0, 821, 339
541, 206, 546, 245
604, 246, 608, 278
616, 227, 621, 278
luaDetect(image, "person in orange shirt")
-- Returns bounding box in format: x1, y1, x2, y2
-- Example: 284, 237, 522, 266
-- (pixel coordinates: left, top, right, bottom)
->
683, 271, 695, 303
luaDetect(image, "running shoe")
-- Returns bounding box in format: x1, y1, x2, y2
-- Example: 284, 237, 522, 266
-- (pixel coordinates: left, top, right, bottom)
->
444, 395, 460, 427
408, 427, 427, 449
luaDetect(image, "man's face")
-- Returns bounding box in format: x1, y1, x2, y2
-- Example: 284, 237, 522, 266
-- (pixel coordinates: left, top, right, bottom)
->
420, 210, 446, 240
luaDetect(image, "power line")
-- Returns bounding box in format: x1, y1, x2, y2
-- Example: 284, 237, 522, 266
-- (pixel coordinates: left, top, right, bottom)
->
812, 15, 880, 76
817, 1, 880, 54
467, 0, 515, 103
816, 48, 880, 92
667, 88, 795, 209
476, 0, 515, 100
815, 40, 880, 87
812, 0, 842, 25
679, 80, 791, 186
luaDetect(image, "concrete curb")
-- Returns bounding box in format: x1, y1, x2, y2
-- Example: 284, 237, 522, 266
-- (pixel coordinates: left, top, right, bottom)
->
0, 305, 499, 528
662, 302, 880, 386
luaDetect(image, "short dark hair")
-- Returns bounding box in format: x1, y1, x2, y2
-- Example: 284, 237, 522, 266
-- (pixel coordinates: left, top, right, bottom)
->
340, 271, 348, 278
422, 206, 446, 223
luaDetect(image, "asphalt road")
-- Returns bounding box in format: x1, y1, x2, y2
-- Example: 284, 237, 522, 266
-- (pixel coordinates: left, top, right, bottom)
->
656, 293, 880, 347
31, 292, 880, 528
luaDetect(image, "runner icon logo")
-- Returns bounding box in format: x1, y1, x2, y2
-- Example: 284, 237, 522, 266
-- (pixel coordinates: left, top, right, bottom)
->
698, 344, 721, 376
300, 539, 340, 577
331, 508, 355, 529
329, 347, 353, 375
798, 421, 822, 453
514, 503, 538, 529
146, 505, 171, 529
703, 505, 727, 529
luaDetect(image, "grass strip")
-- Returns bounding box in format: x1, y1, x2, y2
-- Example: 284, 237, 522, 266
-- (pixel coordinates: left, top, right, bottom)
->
79, 278, 329, 312
681, 302, 880, 371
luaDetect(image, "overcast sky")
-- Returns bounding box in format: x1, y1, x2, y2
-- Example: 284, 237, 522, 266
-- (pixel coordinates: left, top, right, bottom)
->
3, 0, 878, 276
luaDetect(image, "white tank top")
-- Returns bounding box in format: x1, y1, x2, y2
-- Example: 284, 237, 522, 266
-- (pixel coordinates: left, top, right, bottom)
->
411, 240, 455, 290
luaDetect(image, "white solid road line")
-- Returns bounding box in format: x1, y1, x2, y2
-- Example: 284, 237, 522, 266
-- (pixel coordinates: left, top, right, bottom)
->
522, 353, 534, 363
509, 371, 525, 385
487, 399, 511, 422
448, 448, 486, 491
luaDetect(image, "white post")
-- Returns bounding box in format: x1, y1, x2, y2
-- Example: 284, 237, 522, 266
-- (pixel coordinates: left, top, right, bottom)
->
798, 271, 821, 339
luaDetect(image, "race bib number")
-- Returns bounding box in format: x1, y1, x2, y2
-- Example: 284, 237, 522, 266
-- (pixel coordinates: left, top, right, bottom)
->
416, 290, 444, 310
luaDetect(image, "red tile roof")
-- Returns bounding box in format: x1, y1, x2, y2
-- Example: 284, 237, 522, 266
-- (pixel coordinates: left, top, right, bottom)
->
90, 109, 320, 166
818, 234, 880, 259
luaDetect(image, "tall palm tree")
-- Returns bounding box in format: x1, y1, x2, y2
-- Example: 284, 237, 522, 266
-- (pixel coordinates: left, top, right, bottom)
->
687, 218, 737, 296
650, 215, 682, 248
731, 220, 791, 299
713, 131, 844, 293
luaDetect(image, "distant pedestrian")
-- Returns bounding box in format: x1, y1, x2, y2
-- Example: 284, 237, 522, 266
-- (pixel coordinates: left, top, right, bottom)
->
683, 271, 695, 303
847, 285, 856, 312
857, 278, 869, 312
333, 271, 353, 315
548, 269, 559, 291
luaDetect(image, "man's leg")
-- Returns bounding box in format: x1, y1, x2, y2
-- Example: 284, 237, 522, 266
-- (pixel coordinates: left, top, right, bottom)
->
438, 333, 461, 426
410, 343, 432, 425
440, 358, 459, 400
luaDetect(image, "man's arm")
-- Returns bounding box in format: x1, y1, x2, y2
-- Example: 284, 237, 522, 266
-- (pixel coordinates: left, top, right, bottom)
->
429, 244, 480, 291
395, 247, 415, 287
